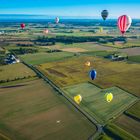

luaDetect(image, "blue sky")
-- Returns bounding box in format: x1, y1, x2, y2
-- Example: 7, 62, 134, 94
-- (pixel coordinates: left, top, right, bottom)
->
0, 0, 140, 18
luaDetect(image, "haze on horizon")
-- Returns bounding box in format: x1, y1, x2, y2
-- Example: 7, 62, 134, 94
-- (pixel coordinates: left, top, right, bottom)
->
0, 0, 140, 18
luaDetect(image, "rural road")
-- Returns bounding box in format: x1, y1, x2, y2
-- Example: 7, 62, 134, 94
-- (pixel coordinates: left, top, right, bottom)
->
23, 62, 103, 140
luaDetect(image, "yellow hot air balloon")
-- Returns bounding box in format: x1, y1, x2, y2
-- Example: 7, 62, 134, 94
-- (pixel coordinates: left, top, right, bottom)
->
99, 27, 103, 33
74, 95, 82, 104
105, 93, 113, 103
85, 61, 91, 67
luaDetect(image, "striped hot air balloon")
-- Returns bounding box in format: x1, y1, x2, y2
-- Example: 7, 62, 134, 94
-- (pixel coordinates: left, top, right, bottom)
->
118, 15, 132, 35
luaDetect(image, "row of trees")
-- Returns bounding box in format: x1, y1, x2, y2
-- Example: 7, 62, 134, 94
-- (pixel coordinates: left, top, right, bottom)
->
11, 48, 38, 55
16, 43, 34, 47
0, 75, 36, 84
36, 35, 126, 44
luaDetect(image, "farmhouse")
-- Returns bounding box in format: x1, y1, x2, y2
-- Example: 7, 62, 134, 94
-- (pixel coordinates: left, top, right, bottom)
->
105, 53, 128, 61
5, 54, 20, 64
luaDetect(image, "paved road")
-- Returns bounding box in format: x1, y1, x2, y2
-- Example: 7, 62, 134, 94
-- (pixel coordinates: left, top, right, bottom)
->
23, 62, 103, 140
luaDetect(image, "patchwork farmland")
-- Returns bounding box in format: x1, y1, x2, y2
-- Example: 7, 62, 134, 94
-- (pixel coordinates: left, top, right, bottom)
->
0, 79, 96, 140
0, 18, 140, 140
63, 82, 137, 124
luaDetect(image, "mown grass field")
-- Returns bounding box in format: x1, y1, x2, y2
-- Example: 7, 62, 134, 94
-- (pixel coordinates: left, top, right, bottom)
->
114, 114, 140, 139
128, 55, 140, 63
63, 82, 137, 124
104, 123, 139, 140
38, 56, 140, 97
0, 63, 36, 82
126, 101, 140, 119
0, 79, 96, 140
20, 52, 74, 65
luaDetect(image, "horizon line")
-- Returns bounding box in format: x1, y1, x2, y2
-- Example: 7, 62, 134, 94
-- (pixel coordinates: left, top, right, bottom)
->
0, 14, 140, 19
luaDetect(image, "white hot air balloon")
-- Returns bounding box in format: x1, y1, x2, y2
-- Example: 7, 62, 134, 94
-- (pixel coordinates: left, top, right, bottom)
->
55, 17, 60, 24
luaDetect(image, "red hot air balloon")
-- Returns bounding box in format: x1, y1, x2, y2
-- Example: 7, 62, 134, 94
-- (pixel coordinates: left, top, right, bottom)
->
20, 23, 25, 29
118, 15, 132, 35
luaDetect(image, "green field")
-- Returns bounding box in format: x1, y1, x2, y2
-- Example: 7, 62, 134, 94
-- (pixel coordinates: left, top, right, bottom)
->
102, 38, 140, 49
20, 52, 74, 65
38, 56, 140, 96
126, 101, 140, 119
0, 79, 96, 140
104, 123, 139, 140
128, 55, 140, 63
95, 134, 112, 140
0, 63, 36, 82
63, 82, 137, 124
114, 114, 140, 139
82, 50, 117, 57
54, 42, 117, 52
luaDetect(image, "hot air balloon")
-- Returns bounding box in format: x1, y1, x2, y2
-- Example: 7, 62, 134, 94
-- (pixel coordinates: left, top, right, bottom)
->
55, 17, 59, 24
105, 93, 113, 103
118, 15, 132, 34
99, 27, 103, 33
44, 29, 49, 34
89, 70, 97, 80
74, 95, 82, 104
85, 61, 91, 67
118, 15, 132, 35
20, 23, 25, 29
101, 10, 109, 20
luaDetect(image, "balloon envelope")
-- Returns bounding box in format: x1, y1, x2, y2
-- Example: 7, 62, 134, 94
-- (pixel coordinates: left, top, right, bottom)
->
74, 95, 82, 104
99, 27, 103, 33
55, 17, 59, 24
20, 23, 25, 29
101, 10, 109, 20
44, 29, 49, 34
105, 93, 113, 103
85, 61, 91, 67
89, 70, 97, 80
118, 15, 132, 35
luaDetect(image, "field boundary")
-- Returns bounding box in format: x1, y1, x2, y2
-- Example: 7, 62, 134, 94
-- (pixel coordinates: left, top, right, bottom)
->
124, 111, 140, 122
63, 82, 138, 125
23, 61, 139, 140
23, 62, 102, 139
0, 133, 11, 140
